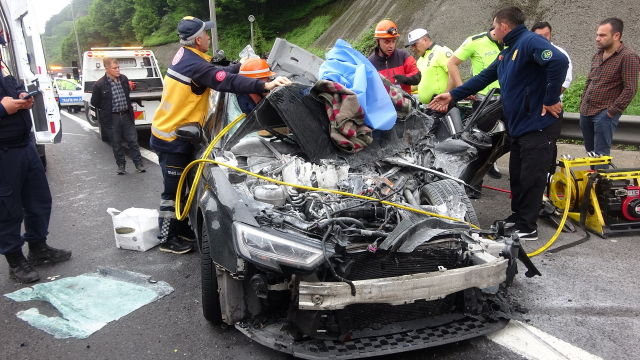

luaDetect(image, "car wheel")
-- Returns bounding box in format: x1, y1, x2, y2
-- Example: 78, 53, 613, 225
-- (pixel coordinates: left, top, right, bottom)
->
421, 179, 480, 227
98, 122, 110, 142
84, 101, 98, 127
201, 224, 223, 323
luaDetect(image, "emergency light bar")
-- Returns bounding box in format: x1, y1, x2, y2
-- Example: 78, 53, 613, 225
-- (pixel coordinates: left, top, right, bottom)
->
87, 50, 152, 58
90, 47, 144, 50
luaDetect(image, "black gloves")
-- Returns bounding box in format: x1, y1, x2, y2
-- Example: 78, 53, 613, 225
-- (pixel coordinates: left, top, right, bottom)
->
393, 72, 422, 85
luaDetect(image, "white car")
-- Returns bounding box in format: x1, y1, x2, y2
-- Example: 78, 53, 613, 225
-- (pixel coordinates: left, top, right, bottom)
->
53, 78, 82, 113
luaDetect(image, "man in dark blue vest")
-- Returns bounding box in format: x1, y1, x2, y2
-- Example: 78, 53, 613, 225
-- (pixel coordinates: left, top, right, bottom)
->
0, 42, 72, 283
430, 6, 568, 241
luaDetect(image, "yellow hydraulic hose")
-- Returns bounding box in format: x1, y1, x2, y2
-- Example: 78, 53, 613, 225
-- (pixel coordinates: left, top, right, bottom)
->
526, 161, 574, 257
175, 114, 480, 229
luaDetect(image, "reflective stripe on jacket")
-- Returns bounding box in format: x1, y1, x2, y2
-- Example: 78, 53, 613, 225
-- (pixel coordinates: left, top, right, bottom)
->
151, 47, 212, 143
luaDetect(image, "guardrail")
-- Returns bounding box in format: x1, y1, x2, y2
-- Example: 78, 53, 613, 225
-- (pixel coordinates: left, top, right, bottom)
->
562, 112, 640, 146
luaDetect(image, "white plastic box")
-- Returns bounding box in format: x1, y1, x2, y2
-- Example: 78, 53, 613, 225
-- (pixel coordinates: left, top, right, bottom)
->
106, 208, 160, 251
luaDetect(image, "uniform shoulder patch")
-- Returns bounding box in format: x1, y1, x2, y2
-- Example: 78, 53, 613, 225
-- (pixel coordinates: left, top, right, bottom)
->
215, 71, 226, 82
172, 47, 184, 66
446, 51, 452, 58
541, 49, 553, 60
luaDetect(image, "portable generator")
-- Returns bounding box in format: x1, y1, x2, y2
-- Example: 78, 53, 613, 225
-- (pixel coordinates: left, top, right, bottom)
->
548, 156, 640, 237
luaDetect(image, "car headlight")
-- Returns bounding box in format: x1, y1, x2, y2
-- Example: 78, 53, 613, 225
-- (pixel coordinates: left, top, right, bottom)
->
233, 222, 326, 272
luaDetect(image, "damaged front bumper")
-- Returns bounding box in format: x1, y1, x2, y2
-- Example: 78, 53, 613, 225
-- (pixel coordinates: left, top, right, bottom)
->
299, 258, 508, 310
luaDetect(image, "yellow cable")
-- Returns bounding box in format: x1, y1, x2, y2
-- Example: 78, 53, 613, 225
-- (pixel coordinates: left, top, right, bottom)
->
526, 160, 574, 257
175, 113, 479, 229
175, 113, 246, 221
175, 113, 589, 257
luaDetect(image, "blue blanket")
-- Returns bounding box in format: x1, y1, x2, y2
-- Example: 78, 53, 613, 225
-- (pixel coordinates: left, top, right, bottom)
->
319, 39, 397, 130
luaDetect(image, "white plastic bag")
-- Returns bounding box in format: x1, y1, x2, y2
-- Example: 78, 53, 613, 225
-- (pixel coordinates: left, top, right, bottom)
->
239, 45, 259, 59
106, 208, 160, 251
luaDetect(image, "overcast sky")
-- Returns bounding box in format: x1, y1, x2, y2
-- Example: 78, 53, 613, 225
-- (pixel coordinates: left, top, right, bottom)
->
32, 0, 72, 33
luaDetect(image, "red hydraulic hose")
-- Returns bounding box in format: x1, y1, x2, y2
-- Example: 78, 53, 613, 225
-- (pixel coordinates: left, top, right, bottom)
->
482, 185, 511, 194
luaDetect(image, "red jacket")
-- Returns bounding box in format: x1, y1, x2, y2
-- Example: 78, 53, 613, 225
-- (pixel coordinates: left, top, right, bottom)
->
368, 48, 420, 93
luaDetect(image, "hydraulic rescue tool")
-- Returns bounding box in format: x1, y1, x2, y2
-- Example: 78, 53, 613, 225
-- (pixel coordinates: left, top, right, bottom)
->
548, 156, 640, 237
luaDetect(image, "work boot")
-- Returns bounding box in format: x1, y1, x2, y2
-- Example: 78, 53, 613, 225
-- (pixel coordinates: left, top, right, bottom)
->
159, 237, 193, 254
178, 226, 197, 242
487, 163, 502, 179
135, 162, 146, 173
27, 245, 72, 266
9, 259, 40, 284
117, 163, 126, 175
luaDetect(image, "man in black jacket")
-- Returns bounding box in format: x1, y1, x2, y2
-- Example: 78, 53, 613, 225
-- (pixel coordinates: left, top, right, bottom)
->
91, 58, 145, 174
0, 67, 72, 283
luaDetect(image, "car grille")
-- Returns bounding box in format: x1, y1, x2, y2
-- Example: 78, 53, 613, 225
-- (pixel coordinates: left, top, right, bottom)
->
346, 296, 457, 330
345, 245, 463, 281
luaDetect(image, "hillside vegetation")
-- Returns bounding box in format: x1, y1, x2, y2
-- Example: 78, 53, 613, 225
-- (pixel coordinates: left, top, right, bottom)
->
44, 0, 352, 66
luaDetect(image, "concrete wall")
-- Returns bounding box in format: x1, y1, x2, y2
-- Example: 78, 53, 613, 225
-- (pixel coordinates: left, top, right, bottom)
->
313, 0, 640, 76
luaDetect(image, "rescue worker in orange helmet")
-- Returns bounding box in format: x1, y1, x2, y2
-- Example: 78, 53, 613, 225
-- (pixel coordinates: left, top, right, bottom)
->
237, 58, 276, 114
367, 19, 421, 94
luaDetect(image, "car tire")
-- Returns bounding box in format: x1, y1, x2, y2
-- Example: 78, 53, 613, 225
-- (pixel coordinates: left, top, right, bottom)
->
421, 179, 480, 227
201, 224, 223, 323
84, 101, 98, 127
98, 122, 110, 142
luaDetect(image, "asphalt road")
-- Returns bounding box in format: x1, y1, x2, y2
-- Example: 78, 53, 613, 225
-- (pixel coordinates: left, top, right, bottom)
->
0, 110, 638, 360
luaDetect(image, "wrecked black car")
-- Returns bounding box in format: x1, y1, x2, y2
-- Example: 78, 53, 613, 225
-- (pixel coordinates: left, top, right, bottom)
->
183, 40, 538, 359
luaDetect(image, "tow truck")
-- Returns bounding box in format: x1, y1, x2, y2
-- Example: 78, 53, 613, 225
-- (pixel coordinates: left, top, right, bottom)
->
81, 47, 164, 141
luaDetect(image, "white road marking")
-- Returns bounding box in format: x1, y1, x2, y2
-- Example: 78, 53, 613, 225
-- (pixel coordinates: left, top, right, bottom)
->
487, 320, 602, 360
61, 110, 159, 165
61, 112, 600, 360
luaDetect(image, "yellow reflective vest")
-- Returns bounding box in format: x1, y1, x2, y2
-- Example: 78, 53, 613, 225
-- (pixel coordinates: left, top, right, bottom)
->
151, 46, 212, 143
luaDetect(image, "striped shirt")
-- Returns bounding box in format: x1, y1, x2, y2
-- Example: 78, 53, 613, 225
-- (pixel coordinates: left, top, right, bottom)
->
580, 42, 640, 117
107, 76, 127, 112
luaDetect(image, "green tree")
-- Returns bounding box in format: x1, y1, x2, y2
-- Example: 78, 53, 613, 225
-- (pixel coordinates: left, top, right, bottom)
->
132, 0, 161, 41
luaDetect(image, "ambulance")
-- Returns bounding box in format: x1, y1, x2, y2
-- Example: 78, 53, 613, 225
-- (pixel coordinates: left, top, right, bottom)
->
0, 0, 62, 168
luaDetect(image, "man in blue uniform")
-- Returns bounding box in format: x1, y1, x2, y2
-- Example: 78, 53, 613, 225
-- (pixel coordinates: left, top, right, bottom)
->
150, 17, 291, 254
430, 6, 568, 240
0, 45, 72, 283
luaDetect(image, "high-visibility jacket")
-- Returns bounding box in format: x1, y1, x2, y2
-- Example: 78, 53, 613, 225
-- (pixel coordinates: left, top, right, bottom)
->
151, 46, 264, 153
453, 31, 503, 95
416, 43, 454, 104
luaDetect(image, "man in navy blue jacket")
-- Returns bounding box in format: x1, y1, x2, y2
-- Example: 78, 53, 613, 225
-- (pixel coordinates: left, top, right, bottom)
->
430, 6, 569, 240
0, 65, 72, 283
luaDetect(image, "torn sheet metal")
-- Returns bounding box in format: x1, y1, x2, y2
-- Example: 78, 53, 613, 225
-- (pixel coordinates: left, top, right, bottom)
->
4, 268, 173, 339
431, 139, 478, 178
379, 216, 471, 253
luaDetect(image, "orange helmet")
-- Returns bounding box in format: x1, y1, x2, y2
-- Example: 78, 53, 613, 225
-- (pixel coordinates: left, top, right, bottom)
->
239, 58, 276, 79
374, 19, 400, 39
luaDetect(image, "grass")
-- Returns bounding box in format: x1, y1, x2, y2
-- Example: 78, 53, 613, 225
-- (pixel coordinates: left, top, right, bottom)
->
281, 16, 332, 49
562, 75, 640, 115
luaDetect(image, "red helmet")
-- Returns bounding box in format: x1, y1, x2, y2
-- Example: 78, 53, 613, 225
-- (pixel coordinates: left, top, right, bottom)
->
239, 58, 276, 79
375, 19, 400, 39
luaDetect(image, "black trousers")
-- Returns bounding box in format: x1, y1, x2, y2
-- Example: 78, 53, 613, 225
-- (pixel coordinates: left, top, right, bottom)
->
156, 151, 192, 242
509, 118, 562, 232
103, 113, 143, 166
0, 142, 51, 254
